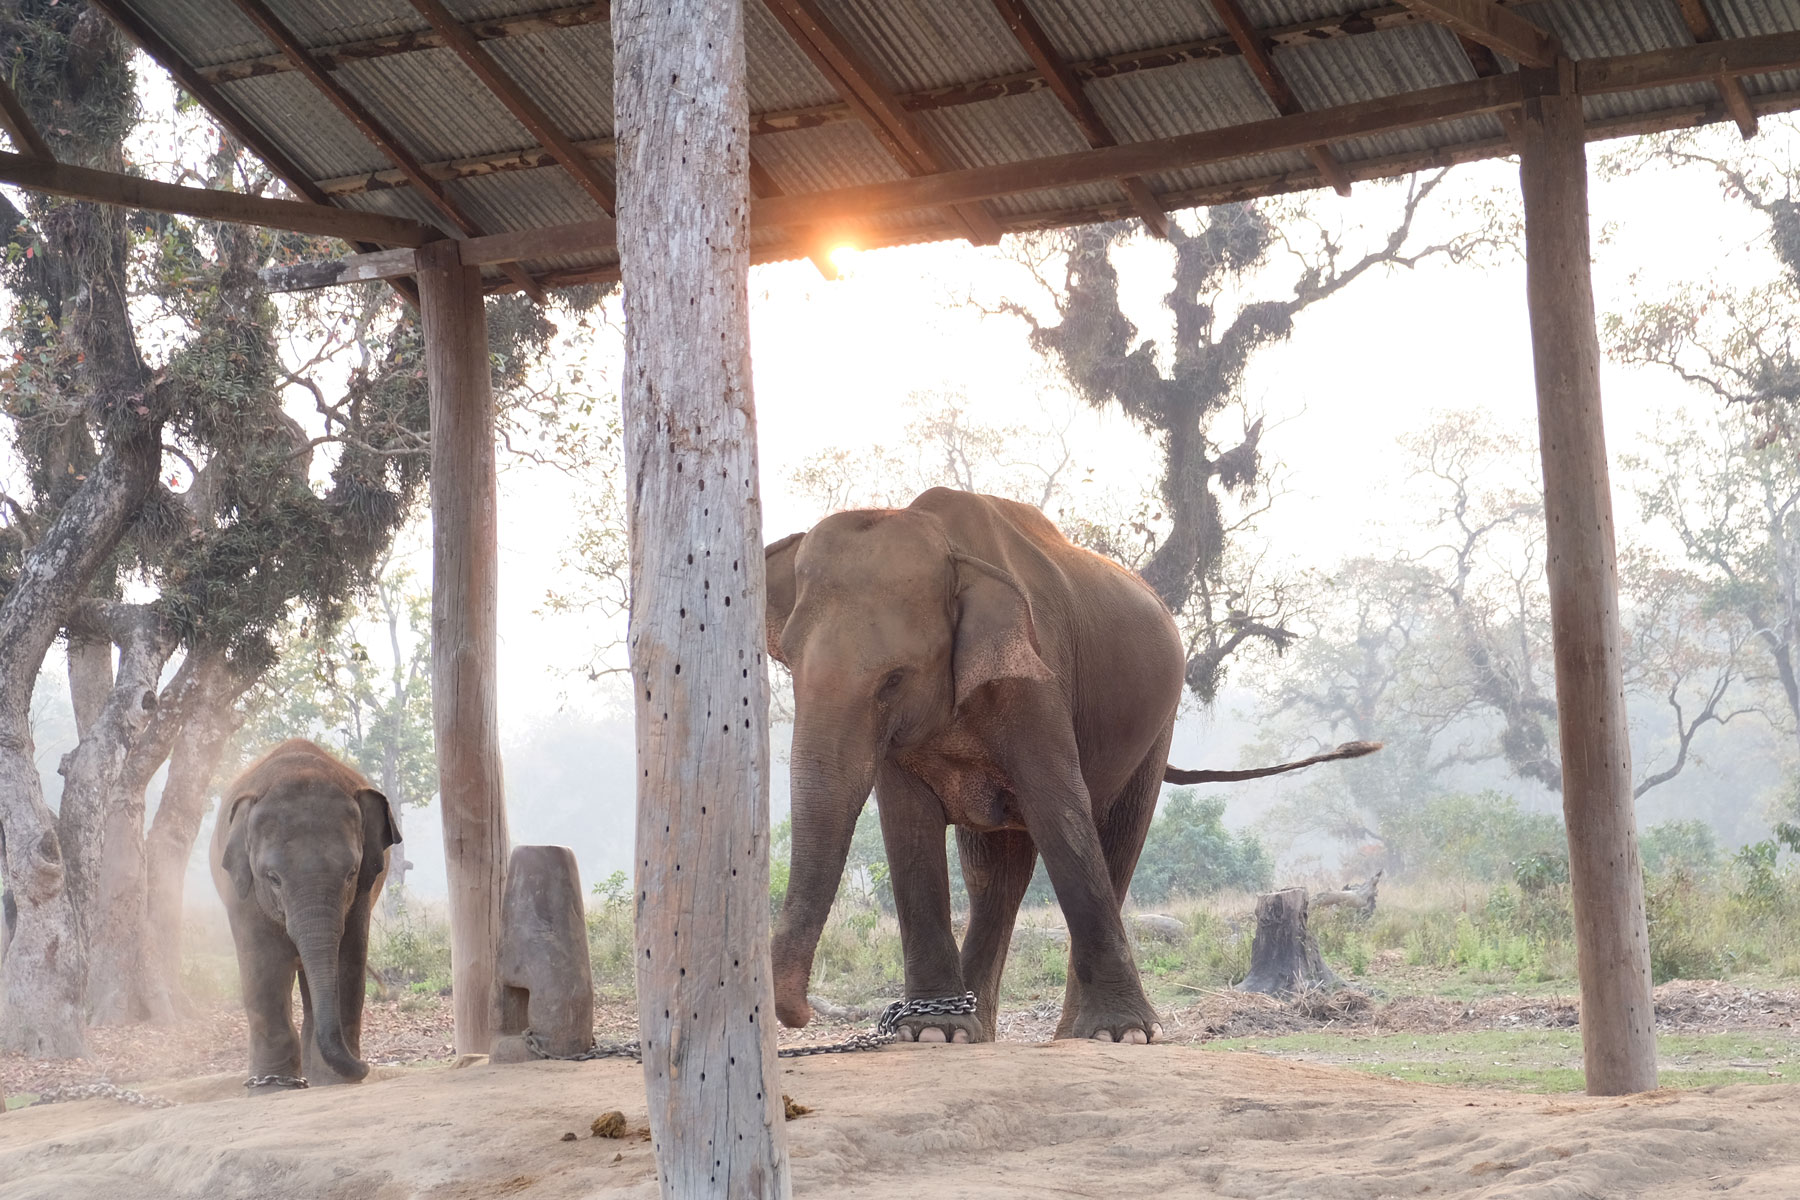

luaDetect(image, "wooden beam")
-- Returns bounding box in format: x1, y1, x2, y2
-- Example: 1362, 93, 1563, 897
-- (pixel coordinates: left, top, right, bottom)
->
418, 238, 510, 1059
761, 0, 1005, 245
1209, 0, 1353, 196
0, 76, 52, 161
403, 0, 616, 213
1457, 36, 1525, 147
201, 3, 611, 84
224, 0, 546, 302
1395, 0, 1560, 68
1673, 0, 1758, 138
260, 247, 421, 291
0, 151, 435, 245
1517, 62, 1657, 1097
614, 0, 792, 1190
987, 0, 1169, 237
751, 74, 1523, 228
1577, 29, 1800, 94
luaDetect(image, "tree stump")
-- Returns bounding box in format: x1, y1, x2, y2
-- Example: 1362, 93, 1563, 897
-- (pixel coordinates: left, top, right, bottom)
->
489, 846, 594, 1064
1236, 888, 1341, 997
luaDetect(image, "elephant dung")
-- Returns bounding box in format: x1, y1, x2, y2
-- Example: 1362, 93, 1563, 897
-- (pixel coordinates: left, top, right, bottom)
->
491, 845, 595, 1063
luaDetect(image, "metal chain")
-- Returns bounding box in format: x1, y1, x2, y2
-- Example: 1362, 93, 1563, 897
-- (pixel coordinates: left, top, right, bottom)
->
525, 992, 979, 1063
29, 1081, 177, 1109
244, 1074, 310, 1091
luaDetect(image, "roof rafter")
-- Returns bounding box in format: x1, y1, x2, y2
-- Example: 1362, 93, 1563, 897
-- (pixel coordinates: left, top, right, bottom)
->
223, 0, 547, 301
1208, 0, 1352, 196
0, 151, 435, 245
1673, 0, 1758, 138
0, 75, 52, 161
987, 0, 1169, 238
403, 0, 616, 213
760, 0, 1004, 245
1394, 0, 1560, 69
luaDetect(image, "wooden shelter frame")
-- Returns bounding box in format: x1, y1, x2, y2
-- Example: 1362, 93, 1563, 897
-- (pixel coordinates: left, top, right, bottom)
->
5, 0, 1796, 1189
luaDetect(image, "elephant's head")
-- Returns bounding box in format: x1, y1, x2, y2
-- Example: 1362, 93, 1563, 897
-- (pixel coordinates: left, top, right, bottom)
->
221, 773, 399, 1080
763, 505, 1052, 1026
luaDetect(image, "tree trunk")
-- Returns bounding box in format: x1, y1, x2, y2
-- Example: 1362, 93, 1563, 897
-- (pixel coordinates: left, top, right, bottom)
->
57, 605, 176, 1026
0, 432, 162, 1057
1519, 63, 1658, 1097
614, 0, 791, 1192
1237, 888, 1341, 997
420, 238, 509, 1056
143, 656, 250, 1018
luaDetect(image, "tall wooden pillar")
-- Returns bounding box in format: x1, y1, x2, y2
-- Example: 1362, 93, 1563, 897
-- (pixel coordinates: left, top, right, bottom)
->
614, 0, 791, 1194
1519, 63, 1657, 1096
419, 239, 510, 1056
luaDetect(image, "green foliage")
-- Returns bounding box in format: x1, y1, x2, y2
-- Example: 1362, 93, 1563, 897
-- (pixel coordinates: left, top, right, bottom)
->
769, 818, 791, 916
1131, 788, 1273, 903
1380, 791, 1564, 883
1641, 820, 1724, 877
369, 896, 453, 995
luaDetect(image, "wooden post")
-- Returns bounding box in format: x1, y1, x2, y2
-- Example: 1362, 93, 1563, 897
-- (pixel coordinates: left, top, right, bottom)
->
1519, 61, 1658, 1096
613, 0, 791, 1194
420, 238, 510, 1056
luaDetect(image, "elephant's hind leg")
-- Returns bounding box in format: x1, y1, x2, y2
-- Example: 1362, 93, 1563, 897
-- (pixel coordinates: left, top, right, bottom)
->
956, 827, 1038, 1041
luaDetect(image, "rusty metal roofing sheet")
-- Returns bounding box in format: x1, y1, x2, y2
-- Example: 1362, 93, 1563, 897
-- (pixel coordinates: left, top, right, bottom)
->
91, 0, 1800, 288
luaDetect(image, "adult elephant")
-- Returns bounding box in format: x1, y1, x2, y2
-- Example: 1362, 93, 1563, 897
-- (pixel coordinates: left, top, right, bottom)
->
211, 738, 399, 1088
767, 486, 1269, 1045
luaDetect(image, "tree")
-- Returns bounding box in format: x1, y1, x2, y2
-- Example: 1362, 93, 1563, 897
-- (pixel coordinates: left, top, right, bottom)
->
1129, 789, 1272, 904
987, 177, 1510, 701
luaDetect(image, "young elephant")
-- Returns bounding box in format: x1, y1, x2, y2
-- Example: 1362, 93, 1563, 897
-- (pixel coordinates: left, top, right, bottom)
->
211, 738, 399, 1088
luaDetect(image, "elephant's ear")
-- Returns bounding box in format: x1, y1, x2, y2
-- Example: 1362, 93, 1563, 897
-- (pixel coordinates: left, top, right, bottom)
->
355, 788, 401, 892
220, 793, 260, 900
951, 554, 1054, 709
764, 532, 804, 666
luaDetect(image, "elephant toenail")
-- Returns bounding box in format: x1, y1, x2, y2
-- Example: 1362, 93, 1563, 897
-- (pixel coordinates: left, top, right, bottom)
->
951, 1029, 970, 1043
916, 1027, 947, 1043
1091, 1030, 1116, 1043
1150, 1023, 1163, 1041
1122, 1029, 1148, 1044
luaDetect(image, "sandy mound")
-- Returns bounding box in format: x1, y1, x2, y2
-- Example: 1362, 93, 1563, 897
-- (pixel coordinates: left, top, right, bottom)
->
3, 1042, 1796, 1198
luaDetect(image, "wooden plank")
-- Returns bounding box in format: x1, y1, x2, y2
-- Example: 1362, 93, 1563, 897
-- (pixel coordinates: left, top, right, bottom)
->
0, 151, 435, 245
223, 0, 546, 302
761, 0, 1004, 244
987, 0, 1169, 237
1457, 36, 1525, 146
200, 2, 611, 84
1578, 29, 1800, 94
1517, 65, 1657, 1097
260, 247, 421, 291
403, 0, 616, 212
0, 75, 52, 161
613, 0, 792, 1190
457, 218, 615, 267
491, 82, 1800, 294
1395, 0, 1560, 68
1209, 0, 1353, 196
1674, 0, 1759, 138
418, 238, 511, 1058
750, 74, 1523, 228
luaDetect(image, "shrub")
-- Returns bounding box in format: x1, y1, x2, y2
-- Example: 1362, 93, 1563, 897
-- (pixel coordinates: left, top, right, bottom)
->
1130, 789, 1273, 903
1641, 820, 1723, 877
1380, 791, 1563, 883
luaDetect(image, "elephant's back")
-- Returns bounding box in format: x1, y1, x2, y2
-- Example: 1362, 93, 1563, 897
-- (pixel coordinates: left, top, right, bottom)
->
226, 738, 374, 802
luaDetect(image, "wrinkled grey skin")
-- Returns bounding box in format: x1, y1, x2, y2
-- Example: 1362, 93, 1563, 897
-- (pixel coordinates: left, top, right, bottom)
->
210, 739, 399, 1088
766, 488, 1185, 1045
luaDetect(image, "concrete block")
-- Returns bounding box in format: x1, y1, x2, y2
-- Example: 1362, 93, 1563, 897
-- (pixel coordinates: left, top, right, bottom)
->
491, 845, 595, 1061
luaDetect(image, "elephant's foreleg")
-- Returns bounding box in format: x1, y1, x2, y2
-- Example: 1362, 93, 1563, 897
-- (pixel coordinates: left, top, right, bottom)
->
955, 827, 1036, 1041
230, 911, 302, 1082
991, 685, 1158, 1044
874, 763, 975, 1043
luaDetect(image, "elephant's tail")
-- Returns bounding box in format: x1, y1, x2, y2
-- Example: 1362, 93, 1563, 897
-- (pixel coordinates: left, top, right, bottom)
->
1163, 740, 1382, 785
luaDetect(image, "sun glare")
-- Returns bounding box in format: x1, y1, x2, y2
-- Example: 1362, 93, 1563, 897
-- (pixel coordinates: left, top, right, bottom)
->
827, 243, 859, 272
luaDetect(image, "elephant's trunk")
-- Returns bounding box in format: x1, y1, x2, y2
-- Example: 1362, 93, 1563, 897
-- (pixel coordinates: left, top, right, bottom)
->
291, 899, 368, 1082
772, 706, 876, 1028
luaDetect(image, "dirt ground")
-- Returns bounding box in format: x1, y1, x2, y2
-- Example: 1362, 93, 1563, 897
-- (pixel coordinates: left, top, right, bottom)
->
4, 1038, 1799, 1199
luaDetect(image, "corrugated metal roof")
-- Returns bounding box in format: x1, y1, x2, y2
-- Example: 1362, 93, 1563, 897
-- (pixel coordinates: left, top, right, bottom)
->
96, 0, 1800, 289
